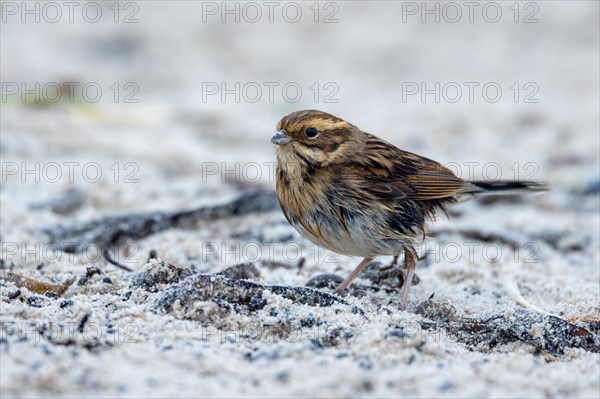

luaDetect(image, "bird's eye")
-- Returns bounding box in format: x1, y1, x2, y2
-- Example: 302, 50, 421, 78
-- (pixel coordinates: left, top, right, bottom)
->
306, 127, 319, 139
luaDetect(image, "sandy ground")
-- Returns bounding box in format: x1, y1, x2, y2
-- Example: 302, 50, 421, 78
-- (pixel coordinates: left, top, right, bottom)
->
1, 1, 599, 398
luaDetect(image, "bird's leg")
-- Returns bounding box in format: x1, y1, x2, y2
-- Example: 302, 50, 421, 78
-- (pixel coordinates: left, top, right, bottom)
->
380, 255, 399, 271
399, 250, 417, 310
335, 257, 373, 295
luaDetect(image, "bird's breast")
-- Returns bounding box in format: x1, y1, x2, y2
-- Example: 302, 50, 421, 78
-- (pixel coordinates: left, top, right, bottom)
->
276, 170, 414, 257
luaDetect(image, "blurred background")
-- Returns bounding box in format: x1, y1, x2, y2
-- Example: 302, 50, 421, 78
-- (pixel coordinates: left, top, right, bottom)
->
2, 1, 598, 221
1, 2, 599, 398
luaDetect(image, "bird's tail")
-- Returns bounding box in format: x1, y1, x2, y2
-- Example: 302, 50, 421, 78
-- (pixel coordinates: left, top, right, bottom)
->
460, 180, 549, 197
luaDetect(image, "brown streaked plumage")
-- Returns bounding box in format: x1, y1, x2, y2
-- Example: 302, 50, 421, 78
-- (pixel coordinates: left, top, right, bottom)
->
272, 109, 548, 310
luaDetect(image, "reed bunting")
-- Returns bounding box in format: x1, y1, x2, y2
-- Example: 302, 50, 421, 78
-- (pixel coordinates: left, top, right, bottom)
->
271, 110, 547, 310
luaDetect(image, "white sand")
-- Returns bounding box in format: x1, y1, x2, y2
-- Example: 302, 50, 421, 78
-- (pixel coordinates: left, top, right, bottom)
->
1, 2, 599, 398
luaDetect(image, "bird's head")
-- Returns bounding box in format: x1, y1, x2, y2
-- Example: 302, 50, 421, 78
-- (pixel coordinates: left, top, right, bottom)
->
272, 109, 363, 167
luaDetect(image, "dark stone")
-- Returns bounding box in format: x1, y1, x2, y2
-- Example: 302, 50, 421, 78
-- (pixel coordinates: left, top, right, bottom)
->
581, 177, 600, 195
248, 294, 267, 311
300, 315, 317, 328
216, 263, 261, 282
86, 267, 102, 278
154, 274, 350, 317
78, 313, 91, 333
304, 274, 344, 289
415, 301, 600, 355
60, 300, 74, 308
27, 296, 44, 308
7, 290, 21, 300
129, 261, 193, 289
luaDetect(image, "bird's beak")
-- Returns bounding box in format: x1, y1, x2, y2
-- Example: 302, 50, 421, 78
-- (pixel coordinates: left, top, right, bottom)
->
271, 129, 292, 145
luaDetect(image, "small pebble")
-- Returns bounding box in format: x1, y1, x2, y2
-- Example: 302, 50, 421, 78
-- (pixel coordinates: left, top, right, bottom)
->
27, 296, 44, 308
217, 263, 261, 281
60, 300, 74, 308
305, 274, 344, 289
86, 266, 102, 278
581, 177, 600, 195
7, 290, 21, 300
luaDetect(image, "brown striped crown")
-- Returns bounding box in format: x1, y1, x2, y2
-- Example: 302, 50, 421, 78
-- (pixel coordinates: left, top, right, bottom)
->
274, 110, 363, 164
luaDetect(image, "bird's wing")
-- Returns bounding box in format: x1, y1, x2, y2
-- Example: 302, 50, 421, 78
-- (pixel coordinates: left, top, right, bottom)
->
343, 134, 465, 201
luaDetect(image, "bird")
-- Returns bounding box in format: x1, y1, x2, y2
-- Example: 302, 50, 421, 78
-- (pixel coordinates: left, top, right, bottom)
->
271, 109, 548, 310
